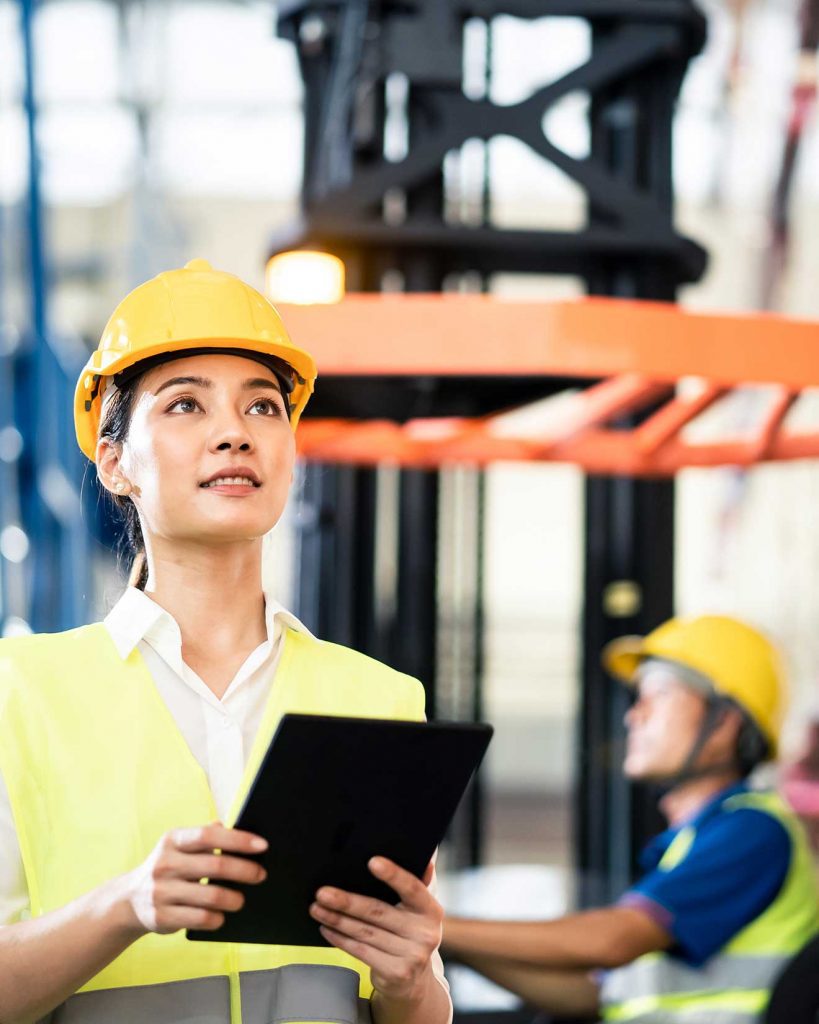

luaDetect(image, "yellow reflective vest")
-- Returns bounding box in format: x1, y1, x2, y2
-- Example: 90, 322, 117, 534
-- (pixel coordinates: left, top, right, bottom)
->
601, 790, 819, 1024
0, 623, 427, 1024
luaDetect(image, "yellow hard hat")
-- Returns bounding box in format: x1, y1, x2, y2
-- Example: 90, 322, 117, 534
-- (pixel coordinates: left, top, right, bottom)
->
74, 258, 317, 461
602, 615, 786, 755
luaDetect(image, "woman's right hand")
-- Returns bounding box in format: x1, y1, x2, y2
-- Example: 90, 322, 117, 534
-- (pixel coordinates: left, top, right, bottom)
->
122, 822, 268, 936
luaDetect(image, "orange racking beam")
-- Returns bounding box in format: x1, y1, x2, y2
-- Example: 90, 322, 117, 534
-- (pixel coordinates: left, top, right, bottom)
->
276, 295, 819, 475
632, 383, 729, 455
278, 295, 819, 389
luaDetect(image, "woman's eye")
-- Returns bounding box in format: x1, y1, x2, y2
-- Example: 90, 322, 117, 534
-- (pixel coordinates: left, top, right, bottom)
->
249, 398, 284, 416
168, 396, 199, 414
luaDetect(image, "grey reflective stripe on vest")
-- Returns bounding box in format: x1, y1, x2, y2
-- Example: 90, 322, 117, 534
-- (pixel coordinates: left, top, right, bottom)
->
242, 965, 371, 1024
39, 964, 371, 1024
601, 952, 787, 1004
39, 975, 229, 1024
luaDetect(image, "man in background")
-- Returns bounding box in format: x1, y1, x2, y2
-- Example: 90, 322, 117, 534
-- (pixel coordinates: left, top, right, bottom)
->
443, 615, 819, 1023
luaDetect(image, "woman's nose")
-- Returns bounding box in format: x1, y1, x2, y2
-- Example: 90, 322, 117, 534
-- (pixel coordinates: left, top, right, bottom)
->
216, 438, 251, 451
209, 413, 254, 453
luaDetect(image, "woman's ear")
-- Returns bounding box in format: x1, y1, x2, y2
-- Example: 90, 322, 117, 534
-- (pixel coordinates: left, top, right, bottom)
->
96, 439, 128, 497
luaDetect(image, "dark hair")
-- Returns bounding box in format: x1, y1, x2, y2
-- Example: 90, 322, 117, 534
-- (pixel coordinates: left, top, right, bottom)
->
98, 374, 149, 590
709, 695, 770, 777
735, 709, 771, 777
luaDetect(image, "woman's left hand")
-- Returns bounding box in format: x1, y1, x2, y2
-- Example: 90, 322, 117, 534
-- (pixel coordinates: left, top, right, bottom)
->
310, 856, 443, 1003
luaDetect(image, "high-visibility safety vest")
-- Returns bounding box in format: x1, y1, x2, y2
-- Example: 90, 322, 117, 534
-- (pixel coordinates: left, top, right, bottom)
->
601, 790, 819, 1024
0, 623, 428, 1024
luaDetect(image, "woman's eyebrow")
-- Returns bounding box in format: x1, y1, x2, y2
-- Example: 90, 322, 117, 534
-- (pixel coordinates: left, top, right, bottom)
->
154, 375, 212, 395
243, 377, 283, 393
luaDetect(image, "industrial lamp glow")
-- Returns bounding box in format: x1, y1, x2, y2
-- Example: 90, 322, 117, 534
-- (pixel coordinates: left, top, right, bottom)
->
265, 251, 346, 305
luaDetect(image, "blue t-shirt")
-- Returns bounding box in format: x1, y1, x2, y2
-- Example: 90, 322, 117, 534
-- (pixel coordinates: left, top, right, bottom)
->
619, 782, 791, 967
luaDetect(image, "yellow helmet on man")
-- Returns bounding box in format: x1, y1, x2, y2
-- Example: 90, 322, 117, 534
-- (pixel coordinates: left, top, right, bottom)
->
602, 614, 786, 757
74, 258, 317, 462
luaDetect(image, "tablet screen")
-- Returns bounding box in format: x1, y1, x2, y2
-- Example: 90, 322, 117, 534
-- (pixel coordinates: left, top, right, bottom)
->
187, 714, 492, 945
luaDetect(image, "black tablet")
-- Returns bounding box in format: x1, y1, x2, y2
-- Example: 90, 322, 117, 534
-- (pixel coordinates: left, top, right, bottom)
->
187, 713, 492, 946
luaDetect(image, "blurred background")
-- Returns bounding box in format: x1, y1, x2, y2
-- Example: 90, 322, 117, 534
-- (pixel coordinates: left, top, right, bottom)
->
4, 0, 819, 1013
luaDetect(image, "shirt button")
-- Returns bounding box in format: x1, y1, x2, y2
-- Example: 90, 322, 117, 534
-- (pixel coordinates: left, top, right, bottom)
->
222, 716, 233, 729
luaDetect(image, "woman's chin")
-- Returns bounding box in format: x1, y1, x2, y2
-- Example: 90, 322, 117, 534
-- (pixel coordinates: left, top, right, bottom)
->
172, 518, 277, 545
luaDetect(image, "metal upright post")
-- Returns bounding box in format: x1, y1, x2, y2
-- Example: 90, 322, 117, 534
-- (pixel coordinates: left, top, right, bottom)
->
291, 3, 386, 662
18, 0, 91, 633
18, 0, 55, 632
294, 463, 380, 655
576, 14, 691, 904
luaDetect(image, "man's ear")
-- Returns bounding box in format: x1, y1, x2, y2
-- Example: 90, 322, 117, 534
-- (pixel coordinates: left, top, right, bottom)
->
712, 704, 744, 754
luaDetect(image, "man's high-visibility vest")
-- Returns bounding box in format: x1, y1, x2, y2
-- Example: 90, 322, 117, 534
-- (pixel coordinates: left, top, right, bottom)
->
0, 624, 427, 1024
601, 791, 819, 1024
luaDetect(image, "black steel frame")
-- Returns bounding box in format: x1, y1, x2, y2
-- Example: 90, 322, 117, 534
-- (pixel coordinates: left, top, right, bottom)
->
276, 0, 705, 896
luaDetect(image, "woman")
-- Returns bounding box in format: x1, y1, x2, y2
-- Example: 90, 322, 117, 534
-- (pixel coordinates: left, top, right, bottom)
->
0, 259, 451, 1024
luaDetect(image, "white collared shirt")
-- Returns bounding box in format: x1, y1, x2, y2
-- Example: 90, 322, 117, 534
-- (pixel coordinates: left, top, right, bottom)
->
0, 587, 450, 1016
104, 586, 313, 820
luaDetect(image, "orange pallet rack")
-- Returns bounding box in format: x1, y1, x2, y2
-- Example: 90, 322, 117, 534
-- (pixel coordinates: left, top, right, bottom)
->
277, 295, 819, 476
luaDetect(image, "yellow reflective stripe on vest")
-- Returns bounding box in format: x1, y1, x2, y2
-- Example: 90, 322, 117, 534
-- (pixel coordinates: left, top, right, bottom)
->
659, 826, 696, 871
604, 988, 767, 1024
41, 965, 373, 1024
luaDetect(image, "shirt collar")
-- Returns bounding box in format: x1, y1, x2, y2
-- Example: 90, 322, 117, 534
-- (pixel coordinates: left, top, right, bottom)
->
103, 585, 314, 662
684, 779, 749, 829
639, 780, 750, 871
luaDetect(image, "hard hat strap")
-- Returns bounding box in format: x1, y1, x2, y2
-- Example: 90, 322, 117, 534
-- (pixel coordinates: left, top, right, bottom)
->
661, 697, 743, 789
85, 374, 103, 413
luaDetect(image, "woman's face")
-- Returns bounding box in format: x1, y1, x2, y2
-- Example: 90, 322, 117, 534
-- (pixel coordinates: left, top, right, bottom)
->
106, 352, 296, 545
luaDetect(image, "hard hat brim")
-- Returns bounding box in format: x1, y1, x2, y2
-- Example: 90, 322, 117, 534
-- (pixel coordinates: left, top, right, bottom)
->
601, 635, 647, 685
75, 337, 316, 462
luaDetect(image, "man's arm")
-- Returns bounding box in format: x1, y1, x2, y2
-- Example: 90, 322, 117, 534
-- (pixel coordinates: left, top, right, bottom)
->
462, 956, 601, 1019
443, 906, 672, 971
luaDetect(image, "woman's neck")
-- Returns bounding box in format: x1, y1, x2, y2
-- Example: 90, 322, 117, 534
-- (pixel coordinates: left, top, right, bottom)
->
142, 537, 268, 696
